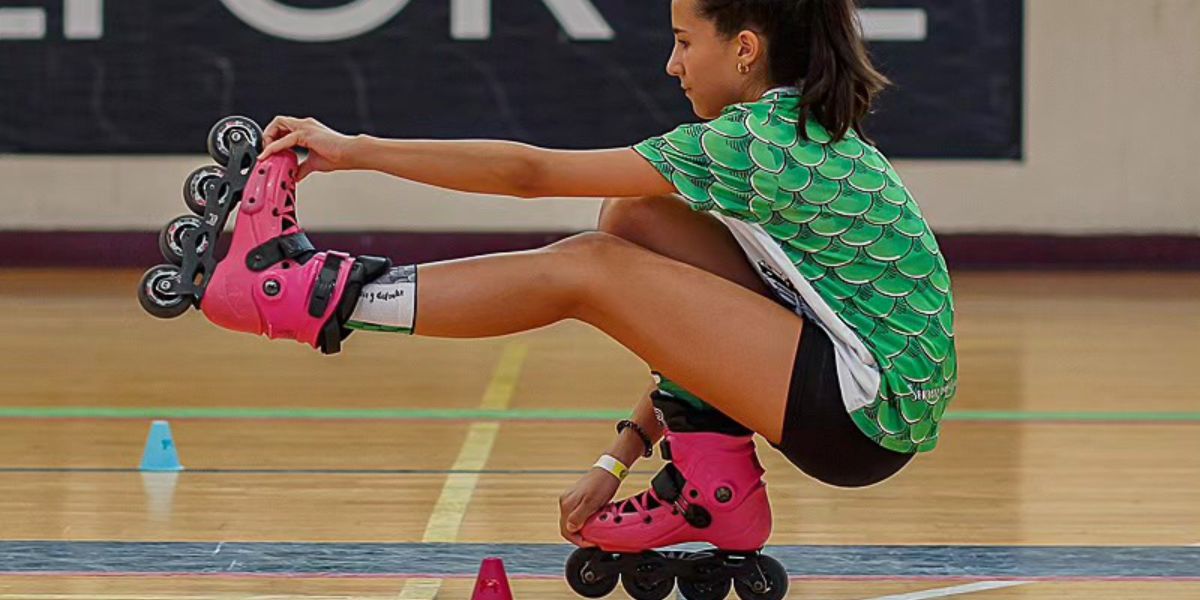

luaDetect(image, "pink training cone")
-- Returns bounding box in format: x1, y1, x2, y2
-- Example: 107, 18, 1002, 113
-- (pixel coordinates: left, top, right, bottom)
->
471, 557, 514, 600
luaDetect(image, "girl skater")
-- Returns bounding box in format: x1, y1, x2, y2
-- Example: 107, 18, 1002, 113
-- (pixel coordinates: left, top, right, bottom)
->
168, 0, 956, 596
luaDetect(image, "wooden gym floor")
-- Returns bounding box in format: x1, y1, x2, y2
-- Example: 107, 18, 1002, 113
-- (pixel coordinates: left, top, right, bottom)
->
0, 268, 1197, 599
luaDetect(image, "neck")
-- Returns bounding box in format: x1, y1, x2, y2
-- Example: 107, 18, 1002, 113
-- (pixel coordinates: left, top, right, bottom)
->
739, 80, 774, 103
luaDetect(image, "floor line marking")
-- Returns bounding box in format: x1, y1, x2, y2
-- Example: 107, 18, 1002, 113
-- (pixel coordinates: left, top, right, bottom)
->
0, 467, 600, 475
0, 596, 397, 600
0, 596, 391, 600
862, 580, 1032, 600
0, 572, 1197, 582
421, 422, 502, 542
2, 407, 1199, 422
396, 577, 444, 600
479, 342, 528, 410
401, 342, 527, 599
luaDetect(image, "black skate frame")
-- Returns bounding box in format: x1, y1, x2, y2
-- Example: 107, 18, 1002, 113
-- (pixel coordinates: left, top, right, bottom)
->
583, 548, 781, 596
160, 139, 257, 305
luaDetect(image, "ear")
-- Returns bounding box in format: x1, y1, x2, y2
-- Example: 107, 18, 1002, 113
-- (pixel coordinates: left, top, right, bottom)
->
735, 30, 764, 64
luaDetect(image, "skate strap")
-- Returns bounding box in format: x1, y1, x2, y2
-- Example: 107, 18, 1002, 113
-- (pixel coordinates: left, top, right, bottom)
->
651, 463, 686, 503
318, 255, 393, 356
659, 439, 673, 461
309, 252, 348, 319
651, 463, 713, 528
246, 233, 316, 272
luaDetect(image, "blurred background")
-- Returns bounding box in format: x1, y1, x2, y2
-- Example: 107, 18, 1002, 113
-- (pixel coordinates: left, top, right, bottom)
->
0, 2, 1198, 599
2, 0, 1195, 266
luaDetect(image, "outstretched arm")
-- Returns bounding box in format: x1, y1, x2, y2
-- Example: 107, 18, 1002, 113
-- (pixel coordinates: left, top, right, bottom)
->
258, 116, 675, 200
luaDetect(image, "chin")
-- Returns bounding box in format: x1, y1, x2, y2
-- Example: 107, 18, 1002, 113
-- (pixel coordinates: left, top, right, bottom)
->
689, 100, 721, 121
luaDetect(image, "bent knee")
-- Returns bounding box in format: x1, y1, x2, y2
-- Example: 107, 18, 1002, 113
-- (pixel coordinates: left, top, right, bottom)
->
547, 231, 635, 258
598, 194, 686, 240
540, 232, 640, 309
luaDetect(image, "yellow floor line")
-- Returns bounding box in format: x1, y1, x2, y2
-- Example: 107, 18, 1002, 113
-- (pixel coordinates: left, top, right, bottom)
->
398, 342, 528, 599
395, 577, 447, 600
479, 342, 528, 411
421, 421, 501, 542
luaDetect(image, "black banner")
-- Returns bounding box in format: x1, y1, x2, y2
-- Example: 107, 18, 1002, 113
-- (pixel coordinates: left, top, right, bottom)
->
0, 1, 1022, 158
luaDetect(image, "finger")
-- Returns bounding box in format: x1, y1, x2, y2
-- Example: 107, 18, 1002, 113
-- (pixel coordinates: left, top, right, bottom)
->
258, 130, 301, 160
566, 505, 595, 533
296, 157, 316, 182
262, 116, 300, 146
559, 519, 592, 547
559, 515, 579, 544
559, 493, 579, 519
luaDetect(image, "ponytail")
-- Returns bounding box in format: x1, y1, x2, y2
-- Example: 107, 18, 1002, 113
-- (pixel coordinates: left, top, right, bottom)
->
698, 0, 890, 142
800, 0, 889, 141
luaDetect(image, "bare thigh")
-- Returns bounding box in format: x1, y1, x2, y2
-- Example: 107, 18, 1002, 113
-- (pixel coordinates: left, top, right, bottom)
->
416, 232, 802, 443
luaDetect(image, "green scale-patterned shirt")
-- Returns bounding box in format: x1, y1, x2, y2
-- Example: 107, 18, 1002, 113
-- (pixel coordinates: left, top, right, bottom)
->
633, 88, 957, 453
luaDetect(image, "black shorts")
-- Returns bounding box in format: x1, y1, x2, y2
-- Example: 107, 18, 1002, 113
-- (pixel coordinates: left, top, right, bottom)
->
772, 320, 915, 488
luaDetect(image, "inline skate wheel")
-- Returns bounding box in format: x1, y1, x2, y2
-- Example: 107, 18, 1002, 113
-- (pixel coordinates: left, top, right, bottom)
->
565, 548, 619, 598
138, 265, 191, 319
183, 165, 226, 215
158, 215, 209, 266
732, 555, 788, 600
206, 116, 263, 167
621, 556, 674, 600
678, 574, 732, 600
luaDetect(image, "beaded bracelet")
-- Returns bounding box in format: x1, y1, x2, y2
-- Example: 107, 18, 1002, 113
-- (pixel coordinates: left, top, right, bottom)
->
617, 419, 654, 458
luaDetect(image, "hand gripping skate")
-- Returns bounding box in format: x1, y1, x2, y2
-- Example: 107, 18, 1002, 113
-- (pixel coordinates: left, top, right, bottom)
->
137, 116, 389, 353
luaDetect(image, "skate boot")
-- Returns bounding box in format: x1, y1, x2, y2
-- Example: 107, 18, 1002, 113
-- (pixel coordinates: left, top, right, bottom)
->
137, 116, 390, 353
565, 396, 788, 600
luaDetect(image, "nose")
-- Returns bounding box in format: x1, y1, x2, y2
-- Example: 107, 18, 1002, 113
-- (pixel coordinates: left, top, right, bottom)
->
666, 46, 683, 78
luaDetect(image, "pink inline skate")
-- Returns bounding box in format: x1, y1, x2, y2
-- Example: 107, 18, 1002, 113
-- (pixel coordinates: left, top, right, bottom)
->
566, 398, 788, 600
137, 116, 389, 353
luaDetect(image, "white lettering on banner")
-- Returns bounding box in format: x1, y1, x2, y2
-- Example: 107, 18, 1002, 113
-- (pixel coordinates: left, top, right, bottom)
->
64, 0, 103, 39
0, 7, 45, 40
859, 9, 928, 42
536, 0, 614, 40
1, 2, 924, 44
218, 0, 413, 43
0, 0, 101, 40
222, 0, 612, 42
451, 0, 490, 40
451, 0, 612, 41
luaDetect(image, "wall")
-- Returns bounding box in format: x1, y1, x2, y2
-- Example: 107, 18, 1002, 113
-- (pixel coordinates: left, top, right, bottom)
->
1, 0, 1198, 235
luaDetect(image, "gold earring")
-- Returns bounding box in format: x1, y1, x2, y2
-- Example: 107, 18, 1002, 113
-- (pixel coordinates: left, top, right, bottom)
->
737, 63, 750, 74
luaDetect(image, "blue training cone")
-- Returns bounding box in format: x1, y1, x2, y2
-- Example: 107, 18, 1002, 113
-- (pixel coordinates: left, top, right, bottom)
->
139, 420, 184, 471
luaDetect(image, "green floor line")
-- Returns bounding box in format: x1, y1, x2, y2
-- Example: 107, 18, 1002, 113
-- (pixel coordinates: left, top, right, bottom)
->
1, 407, 1199, 422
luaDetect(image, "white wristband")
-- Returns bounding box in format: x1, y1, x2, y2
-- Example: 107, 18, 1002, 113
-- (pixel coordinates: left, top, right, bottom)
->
593, 454, 629, 481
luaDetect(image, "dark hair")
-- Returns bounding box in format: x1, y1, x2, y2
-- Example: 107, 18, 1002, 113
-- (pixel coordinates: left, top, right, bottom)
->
697, 0, 890, 142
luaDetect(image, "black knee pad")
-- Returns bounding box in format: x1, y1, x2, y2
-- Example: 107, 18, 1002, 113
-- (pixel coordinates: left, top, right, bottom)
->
651, 390, 752, 436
